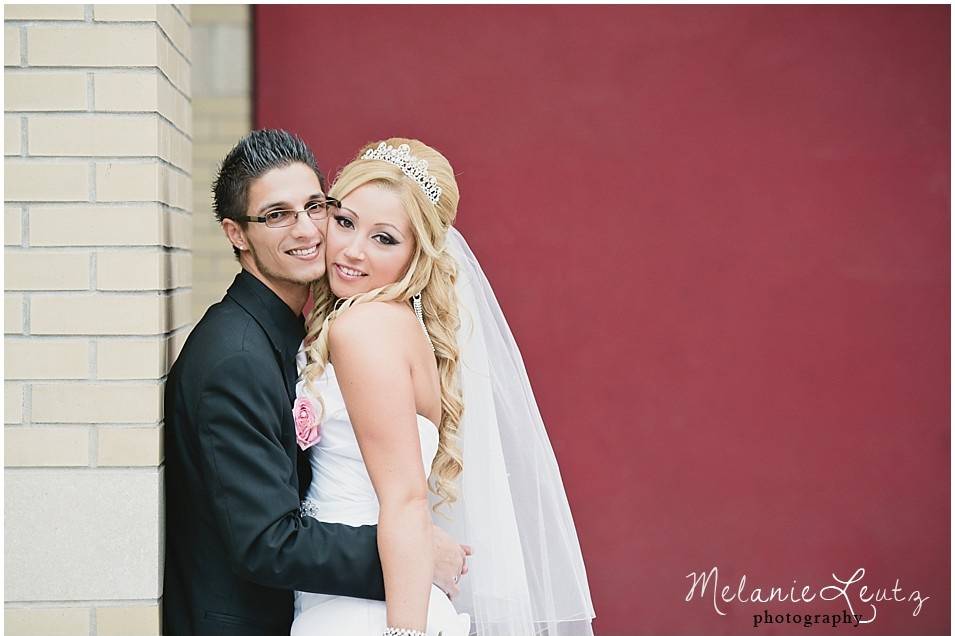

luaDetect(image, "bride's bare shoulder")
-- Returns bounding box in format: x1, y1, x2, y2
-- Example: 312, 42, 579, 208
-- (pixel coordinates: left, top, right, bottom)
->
328, 301, 418, 350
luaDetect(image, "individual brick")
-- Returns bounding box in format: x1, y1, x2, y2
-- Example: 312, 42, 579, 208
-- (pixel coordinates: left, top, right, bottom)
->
94, 605, 161, 636
28, 25, 159, 67
29, 204, 165, 247
5, 426, 90, 467
158, 72, 192, 136
5, 116, 21, 155
163, 208, 192, 249
170, 250, 192, 287
4, 607, 90, 636
158, 118, 191, 172
95, 162, 160, 202
4, 251, 90, 290
5, 383, 23, 423
96, 425, 163, 466
96, 250, 166, 290
4, 338, 89, 379
5, 5, 86, 20
32, 383, 162, 423
4, 160, 89, 202
93, 71, 159, 111
28, 115, 160, 157
4, 293, 23, 334
5, 73, 87, 111
5, 206, 22, 245
169, 290, 192, 331
5, 27, 21, 66
31, 294, 168, 335
96, 337, 166, 379
92, 5, 158, 21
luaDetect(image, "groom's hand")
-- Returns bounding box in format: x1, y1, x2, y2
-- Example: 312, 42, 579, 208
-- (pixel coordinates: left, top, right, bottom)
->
431, 524, 471, 599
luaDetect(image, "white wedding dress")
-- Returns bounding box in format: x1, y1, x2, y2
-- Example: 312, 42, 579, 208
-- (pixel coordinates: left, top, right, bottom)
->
291, 349, 471, 636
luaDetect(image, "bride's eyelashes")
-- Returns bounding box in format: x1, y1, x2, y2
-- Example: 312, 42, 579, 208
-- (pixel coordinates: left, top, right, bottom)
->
374, 232, 399, 246
333, 215, 400, 246
333, 215, 354, 230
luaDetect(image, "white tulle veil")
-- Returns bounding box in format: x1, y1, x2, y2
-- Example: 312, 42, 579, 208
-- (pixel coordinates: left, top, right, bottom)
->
430, 228, 595, 636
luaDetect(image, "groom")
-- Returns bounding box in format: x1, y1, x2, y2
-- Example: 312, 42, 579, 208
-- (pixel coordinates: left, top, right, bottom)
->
164, 129, 467, 635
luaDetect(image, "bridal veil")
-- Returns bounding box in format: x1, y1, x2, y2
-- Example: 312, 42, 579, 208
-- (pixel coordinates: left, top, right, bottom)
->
430, 228, 596, 636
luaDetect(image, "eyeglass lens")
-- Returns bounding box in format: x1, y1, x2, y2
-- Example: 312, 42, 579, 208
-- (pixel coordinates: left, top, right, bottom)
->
265, 201, 330, 228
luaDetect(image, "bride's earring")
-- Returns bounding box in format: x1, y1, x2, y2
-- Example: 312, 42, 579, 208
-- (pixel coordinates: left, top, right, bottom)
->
412, 293, 435, 353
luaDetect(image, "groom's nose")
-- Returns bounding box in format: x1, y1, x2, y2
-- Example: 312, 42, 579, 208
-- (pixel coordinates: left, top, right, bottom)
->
289, 209, 322, 239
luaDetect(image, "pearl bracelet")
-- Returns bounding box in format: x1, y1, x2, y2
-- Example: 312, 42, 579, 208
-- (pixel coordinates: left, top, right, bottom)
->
382, 628, 426, 636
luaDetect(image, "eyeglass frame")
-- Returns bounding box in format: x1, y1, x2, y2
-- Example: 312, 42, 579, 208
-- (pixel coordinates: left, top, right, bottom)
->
238, 196, 342, 228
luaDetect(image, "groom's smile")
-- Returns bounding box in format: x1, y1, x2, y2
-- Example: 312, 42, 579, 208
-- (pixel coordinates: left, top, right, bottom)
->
288, 244, 321, 259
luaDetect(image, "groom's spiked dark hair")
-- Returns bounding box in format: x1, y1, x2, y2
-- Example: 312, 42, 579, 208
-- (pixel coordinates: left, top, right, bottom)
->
212, 129, 327, 256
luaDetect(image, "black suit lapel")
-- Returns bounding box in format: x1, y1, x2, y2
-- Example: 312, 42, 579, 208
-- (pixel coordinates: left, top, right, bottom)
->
226, 270, 305, 405
281, 351, 299, 404
225, 271, 313, 498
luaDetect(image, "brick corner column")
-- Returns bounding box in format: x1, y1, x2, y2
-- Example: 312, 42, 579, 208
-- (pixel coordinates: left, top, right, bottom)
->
4, 5, 192, 635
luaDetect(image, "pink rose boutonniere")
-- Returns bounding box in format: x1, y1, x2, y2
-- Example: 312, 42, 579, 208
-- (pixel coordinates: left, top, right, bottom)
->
293, 396, 320, 451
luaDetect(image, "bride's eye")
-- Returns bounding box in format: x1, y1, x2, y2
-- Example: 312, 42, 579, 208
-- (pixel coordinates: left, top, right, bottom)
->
334, 216, 354, 230
373, 233, 397, 246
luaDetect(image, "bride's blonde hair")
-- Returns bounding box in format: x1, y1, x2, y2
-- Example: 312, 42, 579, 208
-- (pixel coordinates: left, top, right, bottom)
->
302, 138, 463, 509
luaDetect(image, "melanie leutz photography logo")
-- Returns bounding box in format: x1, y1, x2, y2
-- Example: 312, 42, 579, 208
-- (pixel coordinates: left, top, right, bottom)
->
685, 566, 929, 629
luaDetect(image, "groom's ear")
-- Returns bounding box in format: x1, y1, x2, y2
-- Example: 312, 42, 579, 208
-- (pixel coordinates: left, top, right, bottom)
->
221, 218, 248, 252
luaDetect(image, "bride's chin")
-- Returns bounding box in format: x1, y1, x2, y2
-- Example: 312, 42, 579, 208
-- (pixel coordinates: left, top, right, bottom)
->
329, 280, 361, 298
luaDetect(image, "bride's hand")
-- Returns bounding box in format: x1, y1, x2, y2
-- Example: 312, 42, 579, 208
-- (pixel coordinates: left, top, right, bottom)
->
431, 524, 471, 599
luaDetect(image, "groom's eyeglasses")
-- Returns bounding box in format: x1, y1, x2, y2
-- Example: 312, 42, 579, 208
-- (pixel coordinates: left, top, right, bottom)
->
240, 197, 340, 228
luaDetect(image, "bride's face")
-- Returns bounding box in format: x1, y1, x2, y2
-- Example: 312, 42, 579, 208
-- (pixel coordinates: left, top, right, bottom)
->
325, 183, 416, 297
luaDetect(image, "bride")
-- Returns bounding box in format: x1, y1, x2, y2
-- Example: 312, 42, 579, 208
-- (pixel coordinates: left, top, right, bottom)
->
291, 139, 595, 636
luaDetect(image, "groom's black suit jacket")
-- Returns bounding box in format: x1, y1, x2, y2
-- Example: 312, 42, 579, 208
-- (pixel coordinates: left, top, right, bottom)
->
163, 270, 385, 636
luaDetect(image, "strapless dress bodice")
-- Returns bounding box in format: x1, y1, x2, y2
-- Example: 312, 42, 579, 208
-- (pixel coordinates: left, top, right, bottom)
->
295, 349, 440, 526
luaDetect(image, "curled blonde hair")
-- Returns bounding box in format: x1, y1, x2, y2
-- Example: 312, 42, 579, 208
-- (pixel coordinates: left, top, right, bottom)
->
302, 138, 463, 509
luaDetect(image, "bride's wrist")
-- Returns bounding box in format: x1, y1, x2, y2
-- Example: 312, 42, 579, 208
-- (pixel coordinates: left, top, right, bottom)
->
382, 628, 426, 636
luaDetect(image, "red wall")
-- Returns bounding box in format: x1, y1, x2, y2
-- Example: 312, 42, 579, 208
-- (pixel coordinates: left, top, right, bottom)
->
255, 6, 949, 635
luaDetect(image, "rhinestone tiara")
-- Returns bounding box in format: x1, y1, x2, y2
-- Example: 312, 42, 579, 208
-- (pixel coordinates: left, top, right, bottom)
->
361, 142, 442, 204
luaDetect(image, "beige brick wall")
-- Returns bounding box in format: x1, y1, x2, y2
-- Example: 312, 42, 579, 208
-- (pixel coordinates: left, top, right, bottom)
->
4, 5, 191, 631
190, 5, 251, 319
4, 604, 160, 636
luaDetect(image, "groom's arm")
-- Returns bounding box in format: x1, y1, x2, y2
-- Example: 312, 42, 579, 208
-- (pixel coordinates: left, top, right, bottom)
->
195, 351, 386, 599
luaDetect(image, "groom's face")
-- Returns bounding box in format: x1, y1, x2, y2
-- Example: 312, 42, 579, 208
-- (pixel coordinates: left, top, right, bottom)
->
227, 162, 328, 301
